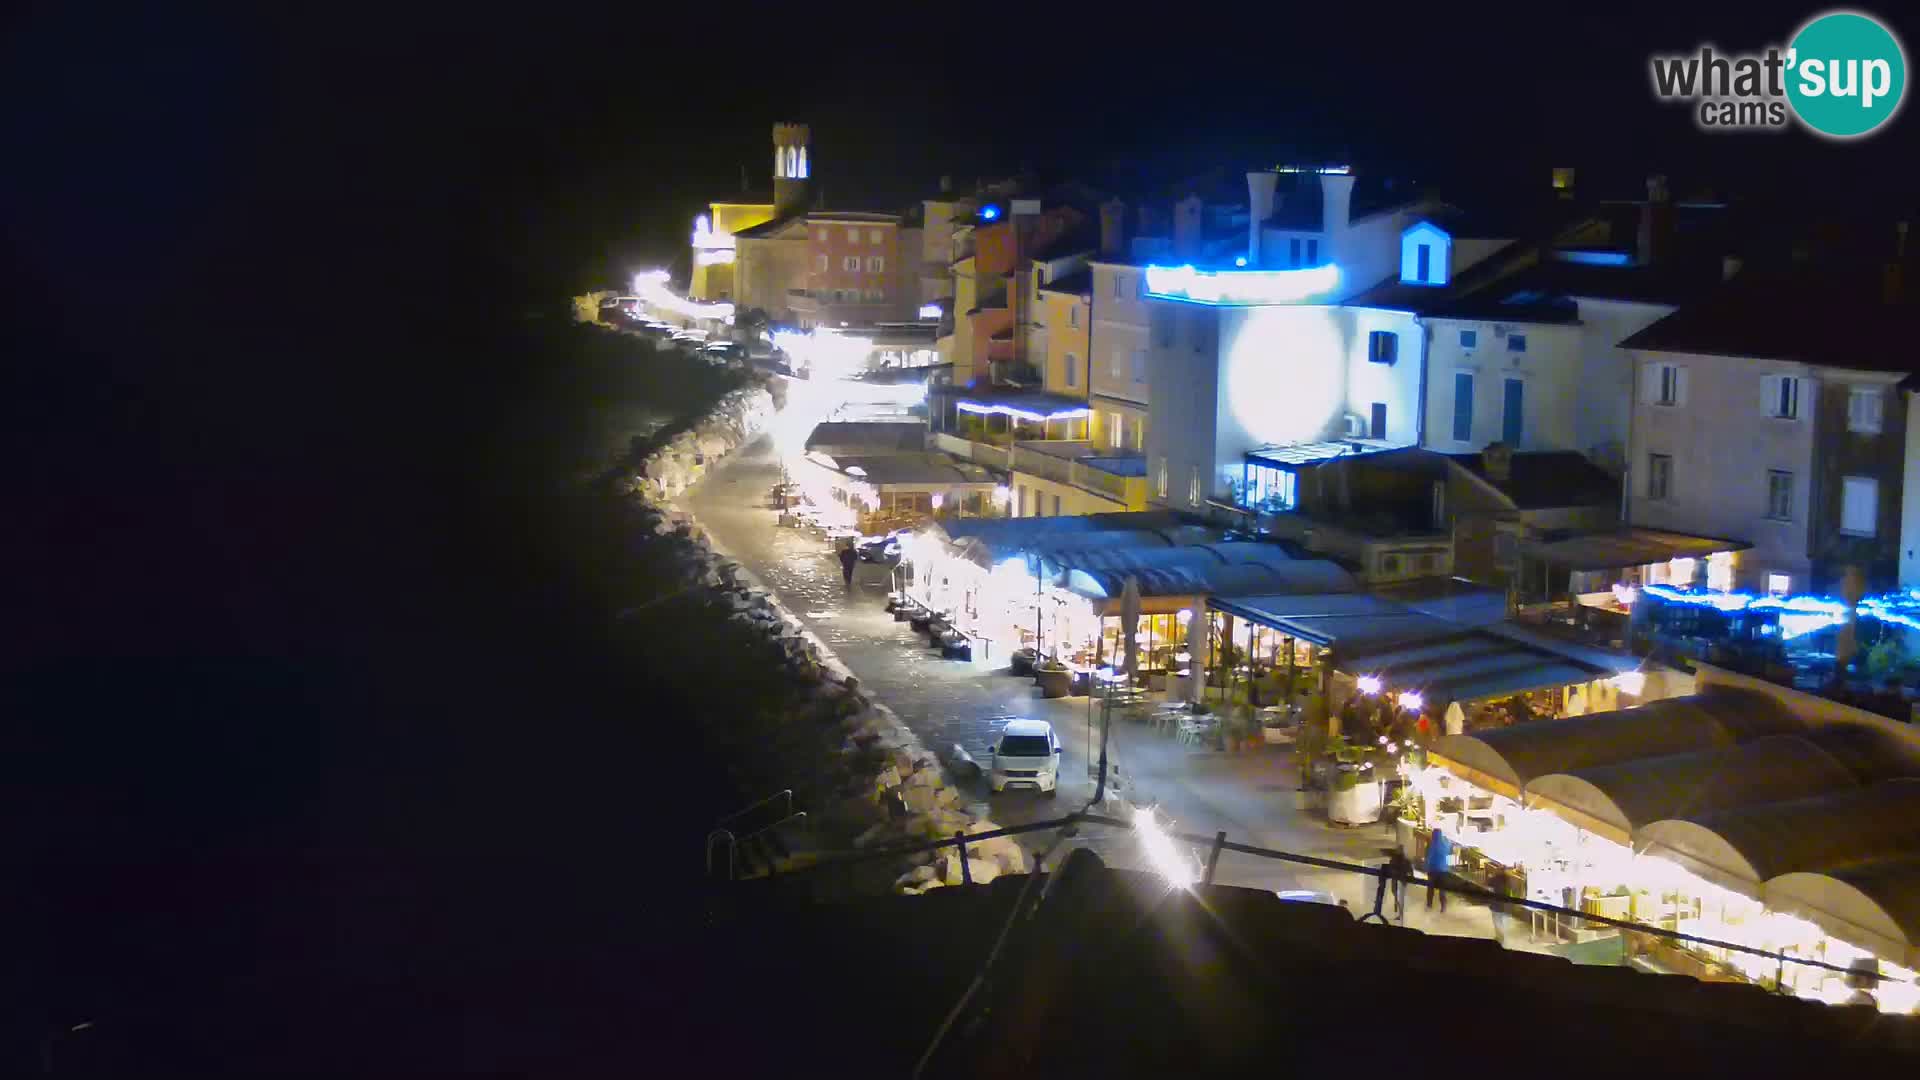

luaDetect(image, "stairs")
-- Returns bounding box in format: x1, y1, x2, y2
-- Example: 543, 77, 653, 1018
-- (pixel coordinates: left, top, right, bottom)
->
706, 789, 809, 882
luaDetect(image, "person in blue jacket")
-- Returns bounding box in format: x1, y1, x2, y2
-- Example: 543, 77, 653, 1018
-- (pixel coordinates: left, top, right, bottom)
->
1424, 827, 1454, 912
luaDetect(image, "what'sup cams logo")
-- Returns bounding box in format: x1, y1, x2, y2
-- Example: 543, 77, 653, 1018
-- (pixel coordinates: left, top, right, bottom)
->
1650, 10, 1906, 138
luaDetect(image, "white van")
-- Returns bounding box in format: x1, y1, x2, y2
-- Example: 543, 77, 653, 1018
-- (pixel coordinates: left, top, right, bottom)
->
988, 718, 1062, 796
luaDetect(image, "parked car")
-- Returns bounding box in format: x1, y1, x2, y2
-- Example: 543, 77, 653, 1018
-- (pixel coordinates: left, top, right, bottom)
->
856, 530, 905, 563
988, 719, 1062, 796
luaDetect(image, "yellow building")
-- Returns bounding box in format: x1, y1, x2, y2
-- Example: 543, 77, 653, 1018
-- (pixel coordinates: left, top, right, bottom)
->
1036, 268, 1092, 400
689, 122, 812, 302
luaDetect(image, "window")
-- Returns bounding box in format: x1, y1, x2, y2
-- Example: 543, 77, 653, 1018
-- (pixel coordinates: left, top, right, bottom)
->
1108, 413, 1124, 448
1064, 352, 1077, 387
1415, 243, 1431, 283
1135, 276, 1144, 299
1053, 494, 1062, 516
1507, 333, 1527, 353
1762, 375, 1802, 419
1131, 348, 1146, 384
1068, 306, 1079, 329
866, 288, 884, 302
1849, 386, 1885, 433
1418, 553, 1439, 573
1647, 453, 1673, 501
1841, 476, 1878, 536
1647, 362, 1686, 406
1765, 470, 1794, 521
1766, 573, 1791, 597
1155, 311, 1174, 347
1155, 457, 1168, 498
1369, 402, 1387, 440
1452, 372, 1474, 442
1109, 348, 1124, 380
1380, 554, 1403, 576
846, 227, 861, 244
867, 256, 885, 272
1502, 378, 1523, 444
842, 256, 860, 272
1305, 239, 1318, 264
814, 228, 826, 242
1289, 238, 1301, 266
1459, 329, 1477, 348
1113, 274, 1124, 299
815, 254, 828, 271
1188, 466, 1201, 506
1367, 331, 1398, 365
869, 229, 883, 244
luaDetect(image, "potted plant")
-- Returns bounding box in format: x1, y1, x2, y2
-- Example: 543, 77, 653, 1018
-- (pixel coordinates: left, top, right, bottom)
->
1261, 705, 1297, 745
1326, 736, 1384, 826
1034, 659, 1072, 699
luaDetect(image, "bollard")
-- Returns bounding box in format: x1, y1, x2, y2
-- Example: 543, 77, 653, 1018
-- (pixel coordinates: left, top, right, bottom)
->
956, 832, 972, 884
1202, 831, 1227, 885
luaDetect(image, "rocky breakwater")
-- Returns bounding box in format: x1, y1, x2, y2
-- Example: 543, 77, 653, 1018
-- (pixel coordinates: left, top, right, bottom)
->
621, 384, 1026, 897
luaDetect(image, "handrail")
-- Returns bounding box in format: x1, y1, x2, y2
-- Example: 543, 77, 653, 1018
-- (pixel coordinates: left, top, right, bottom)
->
729, 810, 1900, 986
742, 811, 808, 848
705, 829, 737, 880
713, 789, 793, 832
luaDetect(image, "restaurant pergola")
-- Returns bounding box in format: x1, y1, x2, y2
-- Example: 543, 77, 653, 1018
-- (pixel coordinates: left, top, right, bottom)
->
1413, 692, 1920, 1010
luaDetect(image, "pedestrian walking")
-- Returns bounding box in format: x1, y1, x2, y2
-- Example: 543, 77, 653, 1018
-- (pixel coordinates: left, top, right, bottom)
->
1487, 862, 1519, 946
1385, 848, 1413, 924
1424, 826, 1454, 912
838, 542, 858, 589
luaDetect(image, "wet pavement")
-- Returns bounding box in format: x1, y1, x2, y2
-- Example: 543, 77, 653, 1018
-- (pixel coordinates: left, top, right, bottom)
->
683, 434, 1506, 939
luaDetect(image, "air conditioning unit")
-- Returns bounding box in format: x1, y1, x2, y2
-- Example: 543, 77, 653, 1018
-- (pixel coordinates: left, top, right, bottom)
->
1343, 414, 1367, 438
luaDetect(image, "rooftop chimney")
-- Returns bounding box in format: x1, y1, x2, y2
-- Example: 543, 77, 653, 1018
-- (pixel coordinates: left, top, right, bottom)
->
1172, 194, 1204, 258
1099, 198, 1128, 258
1482, 442, 1513, 486
1636, 174, 1671, 267
1247, 171, 1278, 267
1319, 171, 1355, 263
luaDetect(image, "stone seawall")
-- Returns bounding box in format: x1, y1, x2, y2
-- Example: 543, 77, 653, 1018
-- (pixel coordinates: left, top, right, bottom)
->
622, 378, 1025, 894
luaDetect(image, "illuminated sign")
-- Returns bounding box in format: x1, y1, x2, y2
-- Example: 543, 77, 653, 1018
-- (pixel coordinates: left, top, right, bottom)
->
980, 205, 1002, 222
917, 303, 942, 319
1144, 263, 1341, 305
955, 400, 1091, 423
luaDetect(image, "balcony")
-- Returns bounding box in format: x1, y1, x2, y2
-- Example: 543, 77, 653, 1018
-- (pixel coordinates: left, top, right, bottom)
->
1010, 441, 1147, 506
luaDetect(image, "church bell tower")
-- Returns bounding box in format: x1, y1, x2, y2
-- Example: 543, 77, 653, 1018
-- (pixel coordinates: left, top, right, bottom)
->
772, 122, 811, 216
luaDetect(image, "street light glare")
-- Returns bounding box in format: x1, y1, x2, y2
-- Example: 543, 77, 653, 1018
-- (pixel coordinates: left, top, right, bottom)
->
1356, 675, 1382, 695
1133, 807, 1196, 889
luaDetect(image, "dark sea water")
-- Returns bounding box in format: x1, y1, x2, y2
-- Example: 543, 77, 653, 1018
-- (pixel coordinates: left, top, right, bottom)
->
3, 316, 752, 1071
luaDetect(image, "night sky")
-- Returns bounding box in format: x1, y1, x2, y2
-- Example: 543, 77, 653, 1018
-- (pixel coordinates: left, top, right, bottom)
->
2, 1, 1913, 1069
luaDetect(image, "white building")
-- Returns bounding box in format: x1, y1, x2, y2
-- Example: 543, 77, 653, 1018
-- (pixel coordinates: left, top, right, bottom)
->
1622, 273, 1911, 595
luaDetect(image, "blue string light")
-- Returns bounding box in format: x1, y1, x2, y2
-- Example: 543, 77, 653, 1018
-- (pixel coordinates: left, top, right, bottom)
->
1639, 584, 1920, 641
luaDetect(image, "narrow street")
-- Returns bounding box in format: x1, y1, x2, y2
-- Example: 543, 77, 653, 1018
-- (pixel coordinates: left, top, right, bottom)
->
686, 433, 1506, 937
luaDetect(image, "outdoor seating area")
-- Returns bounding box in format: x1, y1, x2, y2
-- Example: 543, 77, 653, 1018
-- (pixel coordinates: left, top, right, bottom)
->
1397, 689, 1920, 1012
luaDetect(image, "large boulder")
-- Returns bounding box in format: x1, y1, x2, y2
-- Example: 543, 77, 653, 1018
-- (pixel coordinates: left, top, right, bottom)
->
901, 785, 941, 814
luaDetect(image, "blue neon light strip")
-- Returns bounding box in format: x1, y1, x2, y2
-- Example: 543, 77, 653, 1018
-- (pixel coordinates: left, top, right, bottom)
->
1639, 584, 1920, 641
1143, 263, 1341, 305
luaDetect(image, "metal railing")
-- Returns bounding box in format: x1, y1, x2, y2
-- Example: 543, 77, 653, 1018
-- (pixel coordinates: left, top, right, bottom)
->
729, 810, 1900, 989
706, 789, 799, 880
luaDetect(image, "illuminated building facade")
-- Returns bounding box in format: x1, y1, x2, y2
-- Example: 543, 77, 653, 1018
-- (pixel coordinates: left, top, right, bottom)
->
688, 123, 813, 303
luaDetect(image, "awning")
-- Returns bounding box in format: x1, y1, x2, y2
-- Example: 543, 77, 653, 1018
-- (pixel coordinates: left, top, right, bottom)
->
1340, 632, 1609, 708
1520, 528, 1751, 571
1764, 858, 1920, 971
1524, 735, 1862, 847
1430, 691, 1805, 795
1639, 779, 1920, 898
1210, 592, 1458, 649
